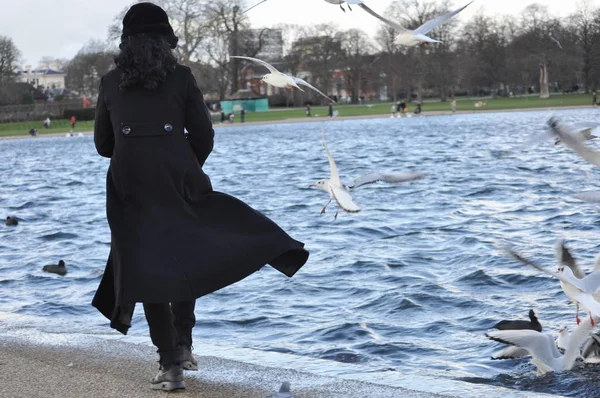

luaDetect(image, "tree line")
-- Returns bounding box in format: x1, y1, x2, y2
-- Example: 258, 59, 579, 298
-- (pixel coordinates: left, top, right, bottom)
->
1, 0, 600, 107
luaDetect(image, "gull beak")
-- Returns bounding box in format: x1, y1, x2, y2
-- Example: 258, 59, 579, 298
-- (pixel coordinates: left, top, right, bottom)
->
559, 328, 565, 333
309, 183, 317, 188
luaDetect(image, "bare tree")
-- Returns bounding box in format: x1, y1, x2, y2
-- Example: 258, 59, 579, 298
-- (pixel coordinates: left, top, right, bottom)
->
204, 0, 253, 95
0, 36, 20, 84
0, 36, 21, 104
458, 13, 508, 97
339, 29, 375, 103
65, 40, 115, 99
570, 1, 600, 91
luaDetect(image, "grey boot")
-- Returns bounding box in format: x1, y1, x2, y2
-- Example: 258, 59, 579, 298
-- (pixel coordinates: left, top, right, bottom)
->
151, 364, 185, 391
181, 345, 198, 371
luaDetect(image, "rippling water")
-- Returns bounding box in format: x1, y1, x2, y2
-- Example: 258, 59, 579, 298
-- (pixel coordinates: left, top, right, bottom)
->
3, 109, 600, 396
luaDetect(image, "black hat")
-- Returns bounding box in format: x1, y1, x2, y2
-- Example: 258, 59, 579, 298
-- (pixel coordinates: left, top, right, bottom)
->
121, 2, 178, 49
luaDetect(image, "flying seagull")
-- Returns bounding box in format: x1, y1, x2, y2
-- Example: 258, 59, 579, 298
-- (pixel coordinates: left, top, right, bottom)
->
554, 122, 599, 145
312, 136, 361, 219
231, 56, 335, 103
357, 1, 474, 46
546, 117, 600, 168
243, 0, 363, 14
550, 35, 563, 49
324, 0, 365, 12
311, 136, 424, 218
505, 246, 600, 325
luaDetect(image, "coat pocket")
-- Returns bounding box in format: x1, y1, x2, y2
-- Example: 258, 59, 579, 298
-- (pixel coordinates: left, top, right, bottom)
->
120, 122, 176, 137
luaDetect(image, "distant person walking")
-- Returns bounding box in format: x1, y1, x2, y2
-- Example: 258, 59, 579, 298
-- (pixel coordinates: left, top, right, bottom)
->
306, 103, 311, 117
593, 91, 597, 106
415, 102, 422, 114
43, 117, 51, 129
240, 108, 245, 123
328, 103, 333, 117
399, 101, 406, 115
451, 98, 456, 113
70, 115, 76, 132
93, 5, 308, 392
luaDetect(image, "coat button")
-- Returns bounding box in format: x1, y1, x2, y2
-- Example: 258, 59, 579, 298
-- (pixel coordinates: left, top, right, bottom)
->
122, 126, 131, 135
164, 123, 173, 132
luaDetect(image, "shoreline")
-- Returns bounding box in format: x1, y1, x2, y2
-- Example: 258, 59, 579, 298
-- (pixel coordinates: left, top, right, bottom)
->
0, 312, 565, 398
0, 105, 595, 141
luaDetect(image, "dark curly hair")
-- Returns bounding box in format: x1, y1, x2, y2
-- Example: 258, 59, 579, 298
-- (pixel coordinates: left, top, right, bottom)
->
115, 33, 177, 91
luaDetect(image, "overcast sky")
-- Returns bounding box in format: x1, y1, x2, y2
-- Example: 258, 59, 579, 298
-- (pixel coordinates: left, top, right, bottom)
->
1, 0, 598, 67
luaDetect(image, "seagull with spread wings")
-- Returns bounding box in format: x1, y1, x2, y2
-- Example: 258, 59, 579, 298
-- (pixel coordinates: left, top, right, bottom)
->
231, 56, 335, 103
243, 0, 364, 14
311, 136, 424, 219
357, 1, 474, 46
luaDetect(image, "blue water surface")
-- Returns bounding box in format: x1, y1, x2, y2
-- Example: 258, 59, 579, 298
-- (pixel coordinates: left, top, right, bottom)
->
2, 109, 600, 396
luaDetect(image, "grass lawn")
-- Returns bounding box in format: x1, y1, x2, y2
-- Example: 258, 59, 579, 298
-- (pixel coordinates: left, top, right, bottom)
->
0, 119, 95, 138
0, 93, 594, 137
241, 93, 595, 123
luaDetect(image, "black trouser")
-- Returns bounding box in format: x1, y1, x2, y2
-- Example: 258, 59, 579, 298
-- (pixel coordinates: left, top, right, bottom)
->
143, 300, 196, 366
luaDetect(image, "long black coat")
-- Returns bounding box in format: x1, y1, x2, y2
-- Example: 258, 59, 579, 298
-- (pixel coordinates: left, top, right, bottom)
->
92, 65, 309, 334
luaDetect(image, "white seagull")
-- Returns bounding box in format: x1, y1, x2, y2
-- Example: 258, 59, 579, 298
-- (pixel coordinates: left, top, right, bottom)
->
243, 0, 363, 14
492, 326, 569, 360
553, 121, 600, 145
311, 138, 425, 218
486, 317, 596, 376
556, 240, 586, 324
231, 56, 335, 103
505, 247, 600, 325
311, 137, 361, 219
550, 35, 563, 49
357, 1, 474, 46
547, 117, 600, 168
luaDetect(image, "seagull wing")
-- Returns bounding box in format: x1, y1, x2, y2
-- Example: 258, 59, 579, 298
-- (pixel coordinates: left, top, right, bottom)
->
548, 118, 600, 168
241, 0, 267, 14
329, 184, 361, 213
504, 248, 591, 293
555, 239, 579, 276
414, 1, 474, 35
292, 77, 336, 102
491, 346, 531, 360
561, 314, 597, 369
576, 270, 600, 294
322, 137, 341, 187
486, 330, 561, 366
573, 191, 600, 203
550, 36, 563, 49
572, 122, 600, 133
357, 4, 407, 32
230, 56, 279, 74
349, 172, 425, 189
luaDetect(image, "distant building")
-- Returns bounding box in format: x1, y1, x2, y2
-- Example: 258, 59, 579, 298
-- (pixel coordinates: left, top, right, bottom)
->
15, 65, 66, 90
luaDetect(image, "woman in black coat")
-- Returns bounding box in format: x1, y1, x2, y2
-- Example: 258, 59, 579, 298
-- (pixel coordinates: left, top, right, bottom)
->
92, 2, 309, 391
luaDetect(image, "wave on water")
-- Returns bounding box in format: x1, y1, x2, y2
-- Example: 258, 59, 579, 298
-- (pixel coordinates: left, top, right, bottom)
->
3, 110, 600, 396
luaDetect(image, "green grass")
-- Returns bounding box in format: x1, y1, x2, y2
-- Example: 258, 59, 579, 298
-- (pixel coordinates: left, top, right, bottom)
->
238, 93, 595, 123
0, 94, 593, 137
0, 119, 95, 138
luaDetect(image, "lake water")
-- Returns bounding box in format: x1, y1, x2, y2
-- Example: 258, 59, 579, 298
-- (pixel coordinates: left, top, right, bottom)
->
2, 109, 600, 396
